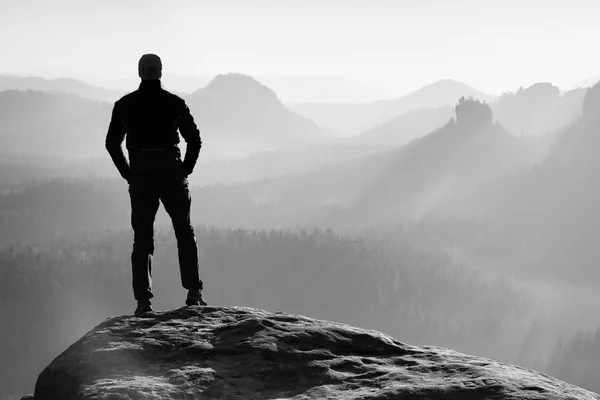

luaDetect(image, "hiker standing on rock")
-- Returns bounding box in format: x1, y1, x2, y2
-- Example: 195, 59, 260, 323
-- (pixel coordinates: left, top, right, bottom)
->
105, 53, 207, 316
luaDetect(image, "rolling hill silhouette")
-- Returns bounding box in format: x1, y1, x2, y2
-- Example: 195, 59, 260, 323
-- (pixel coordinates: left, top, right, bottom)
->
0, 74, 123, 103
86, 73, 382, 103
185, 73, 332, 151
0, 74, 332, 159
354, 105, 454, 147
340, 98, 538, 224
289, 79, 496, 135
206, 98, 541, 228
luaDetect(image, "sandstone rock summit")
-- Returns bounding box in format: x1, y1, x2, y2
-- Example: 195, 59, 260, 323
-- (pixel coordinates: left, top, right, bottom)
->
32, 306, 599, 399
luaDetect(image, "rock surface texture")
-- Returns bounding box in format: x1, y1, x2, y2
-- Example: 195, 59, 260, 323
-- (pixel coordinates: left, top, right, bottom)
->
33, 306, 599, 400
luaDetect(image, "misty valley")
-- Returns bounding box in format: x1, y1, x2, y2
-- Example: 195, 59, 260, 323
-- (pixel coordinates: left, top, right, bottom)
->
2, 73, 600, 397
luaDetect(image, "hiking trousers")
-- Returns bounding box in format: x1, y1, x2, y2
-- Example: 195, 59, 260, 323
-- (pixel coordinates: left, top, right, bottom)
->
128, 169, 202, 301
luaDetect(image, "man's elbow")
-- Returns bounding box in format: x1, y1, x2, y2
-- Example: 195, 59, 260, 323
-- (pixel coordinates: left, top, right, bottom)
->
186, 133, 201, 150
105, 139, 114, 154
105, 138, 121, 156
192, 136, 202, 149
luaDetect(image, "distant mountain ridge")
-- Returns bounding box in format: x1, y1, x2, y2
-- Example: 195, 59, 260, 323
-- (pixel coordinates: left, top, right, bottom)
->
0, 75, 123, 103
288, 79, 496, 135
0, 74, 333, 159
209, 98, 543, 228
385, 79, 496, 111
492, 83, 586, 136
340, 98, 538, 224
191, 73, 282, 110
354, 105, 455, 147
5, 72, 387, 103
185, 74, 333, 155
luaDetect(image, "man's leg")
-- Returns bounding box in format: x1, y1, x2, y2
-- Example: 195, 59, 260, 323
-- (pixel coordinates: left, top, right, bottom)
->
129, 178, 160, 302
160, 176, 203, 294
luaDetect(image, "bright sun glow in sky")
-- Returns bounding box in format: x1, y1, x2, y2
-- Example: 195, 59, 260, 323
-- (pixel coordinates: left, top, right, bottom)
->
1, 0, 598, 95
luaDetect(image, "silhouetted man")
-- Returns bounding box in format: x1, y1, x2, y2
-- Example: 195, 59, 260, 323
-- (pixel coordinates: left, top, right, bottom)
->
105, 54, 206, 316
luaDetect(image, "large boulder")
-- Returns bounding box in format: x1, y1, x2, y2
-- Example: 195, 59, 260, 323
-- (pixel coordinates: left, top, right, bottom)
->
33, 306, 598, 400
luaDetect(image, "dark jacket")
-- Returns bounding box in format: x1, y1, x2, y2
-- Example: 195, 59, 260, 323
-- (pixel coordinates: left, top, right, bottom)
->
105, 80, 201, 181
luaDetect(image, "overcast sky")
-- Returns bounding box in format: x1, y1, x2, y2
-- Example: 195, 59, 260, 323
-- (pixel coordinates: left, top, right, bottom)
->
1, 0, 598, 95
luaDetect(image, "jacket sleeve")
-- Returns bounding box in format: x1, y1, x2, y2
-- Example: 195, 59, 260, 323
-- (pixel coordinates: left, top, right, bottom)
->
105, 102, 130, 181
178, 102, 202, 175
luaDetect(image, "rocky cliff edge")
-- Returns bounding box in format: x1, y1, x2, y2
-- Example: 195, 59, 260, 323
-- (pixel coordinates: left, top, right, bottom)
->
28, 306, 600, 400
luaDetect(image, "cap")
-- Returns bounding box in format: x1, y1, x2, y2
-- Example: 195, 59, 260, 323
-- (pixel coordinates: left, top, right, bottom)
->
138, 54, 162, 80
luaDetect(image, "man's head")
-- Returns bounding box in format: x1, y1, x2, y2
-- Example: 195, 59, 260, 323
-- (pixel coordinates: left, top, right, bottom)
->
138, 54, 162, 80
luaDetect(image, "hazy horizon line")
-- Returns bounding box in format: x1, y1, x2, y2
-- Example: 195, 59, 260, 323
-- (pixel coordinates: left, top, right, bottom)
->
1, 68, 597, 103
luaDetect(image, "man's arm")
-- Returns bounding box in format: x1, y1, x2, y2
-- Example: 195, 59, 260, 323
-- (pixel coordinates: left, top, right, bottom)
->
178, 102, 202, 175
105, 103, 130, 181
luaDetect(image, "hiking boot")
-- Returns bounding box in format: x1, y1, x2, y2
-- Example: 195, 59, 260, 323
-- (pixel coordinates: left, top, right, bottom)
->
186, 289, 207, 306
134, 299, 153, 316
